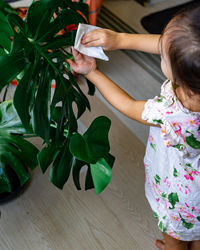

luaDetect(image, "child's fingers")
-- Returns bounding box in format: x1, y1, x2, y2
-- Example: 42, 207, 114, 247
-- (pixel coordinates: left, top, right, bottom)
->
82, 30, 101, 46
82, 35, 99, 45
66, 59, 78, 71
72, 47, 83, 62
82, 29, 101, 40
71, 46, 79, 57
82, 40, 100, 48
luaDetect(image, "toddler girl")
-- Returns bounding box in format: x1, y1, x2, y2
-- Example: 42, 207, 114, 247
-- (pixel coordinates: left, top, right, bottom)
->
67, 4, 200, 250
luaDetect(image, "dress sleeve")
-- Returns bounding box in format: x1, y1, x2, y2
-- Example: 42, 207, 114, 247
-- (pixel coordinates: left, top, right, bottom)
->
142, 80, 174, 125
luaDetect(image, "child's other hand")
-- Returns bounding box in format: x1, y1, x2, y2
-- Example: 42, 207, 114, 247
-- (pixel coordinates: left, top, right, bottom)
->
67, 47, 96, 76
82, 29, 119, 50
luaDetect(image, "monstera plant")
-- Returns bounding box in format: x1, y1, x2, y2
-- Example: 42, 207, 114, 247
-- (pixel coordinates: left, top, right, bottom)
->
0, 0, 114, 199
0, 100, 38, 202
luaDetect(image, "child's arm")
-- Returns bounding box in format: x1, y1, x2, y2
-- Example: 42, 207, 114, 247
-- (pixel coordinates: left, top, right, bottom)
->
86, 69, 148, 124
67, 48, 154, 126
82, 29, 160, 54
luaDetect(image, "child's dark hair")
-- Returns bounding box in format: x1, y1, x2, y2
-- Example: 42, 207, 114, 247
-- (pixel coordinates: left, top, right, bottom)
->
161, 4, 200, 95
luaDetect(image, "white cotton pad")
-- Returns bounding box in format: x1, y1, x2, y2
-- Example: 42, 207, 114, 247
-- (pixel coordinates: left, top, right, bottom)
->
74, 23, 109, 61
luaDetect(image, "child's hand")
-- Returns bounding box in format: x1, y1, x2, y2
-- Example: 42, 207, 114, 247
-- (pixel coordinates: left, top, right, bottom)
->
66, 47, 96, 76
82, 29, 119, 50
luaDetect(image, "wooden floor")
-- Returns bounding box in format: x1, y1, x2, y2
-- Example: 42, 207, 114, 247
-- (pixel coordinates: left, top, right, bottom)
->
0, 85, 161, 250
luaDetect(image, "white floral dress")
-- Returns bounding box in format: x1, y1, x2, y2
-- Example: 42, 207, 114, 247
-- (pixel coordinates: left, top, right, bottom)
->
142, 80, 200, 241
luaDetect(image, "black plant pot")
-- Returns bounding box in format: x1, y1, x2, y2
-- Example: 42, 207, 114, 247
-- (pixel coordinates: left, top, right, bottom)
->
0, 165, 30, 204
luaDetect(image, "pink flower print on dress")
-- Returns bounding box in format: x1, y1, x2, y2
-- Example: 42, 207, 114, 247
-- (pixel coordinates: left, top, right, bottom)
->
161, 128, 166, 134
177, 183, 182, 192
172, 216, 180, 222
149, 135, 156, 151
178, 205, 186, 213
184, 172, 194, 181
192, 206, 196, 212
172, 122, 182, 136
165, 140, 172, 147
192, 170, 198, 176
169, 231, 180, 240
149, 135, 154, 142
164, 177, 171, 188
177, 184, 191, 194
169, 99, 178, 111
187, 118, 199, 127
184, 211, 195, 219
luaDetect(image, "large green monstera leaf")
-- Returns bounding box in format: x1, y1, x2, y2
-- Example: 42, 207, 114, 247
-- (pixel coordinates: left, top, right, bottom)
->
0, 100, 38, 193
